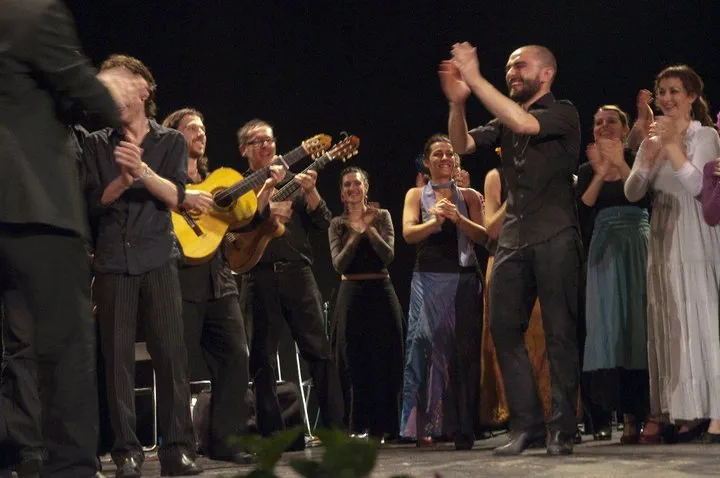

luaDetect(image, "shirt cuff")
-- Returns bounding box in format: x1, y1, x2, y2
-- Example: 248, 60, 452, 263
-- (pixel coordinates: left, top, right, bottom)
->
176, 183, 186, 206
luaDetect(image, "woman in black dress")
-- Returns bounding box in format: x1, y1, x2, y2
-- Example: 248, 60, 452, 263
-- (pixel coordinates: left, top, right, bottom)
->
328, 167, 404, 440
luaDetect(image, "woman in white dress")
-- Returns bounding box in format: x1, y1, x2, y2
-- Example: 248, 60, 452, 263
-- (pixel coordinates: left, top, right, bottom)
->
624, 65, 720, 443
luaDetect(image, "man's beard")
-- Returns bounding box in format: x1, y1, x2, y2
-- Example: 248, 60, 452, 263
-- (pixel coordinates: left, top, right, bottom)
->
509, 76, 542, 104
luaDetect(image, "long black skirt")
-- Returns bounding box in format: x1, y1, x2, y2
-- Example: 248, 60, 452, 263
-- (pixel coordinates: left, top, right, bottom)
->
330, 278, 405, 437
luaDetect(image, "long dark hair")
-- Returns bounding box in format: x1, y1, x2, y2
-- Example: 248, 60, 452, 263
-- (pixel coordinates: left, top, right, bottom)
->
655, 65, 714, 127
162, 108, 209, 177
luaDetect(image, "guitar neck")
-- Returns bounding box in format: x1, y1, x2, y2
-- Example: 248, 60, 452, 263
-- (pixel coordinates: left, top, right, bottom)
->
272, 153, 332, 202
225, 143, 311, 201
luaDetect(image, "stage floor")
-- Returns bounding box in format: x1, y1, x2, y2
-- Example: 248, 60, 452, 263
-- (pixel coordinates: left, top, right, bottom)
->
100, 431, 720, 477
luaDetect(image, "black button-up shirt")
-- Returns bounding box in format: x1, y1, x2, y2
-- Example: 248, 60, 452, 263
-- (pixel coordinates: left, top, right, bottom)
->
84, 120, 187, 274
178, 247, 239, 302
469, 92, 581, 249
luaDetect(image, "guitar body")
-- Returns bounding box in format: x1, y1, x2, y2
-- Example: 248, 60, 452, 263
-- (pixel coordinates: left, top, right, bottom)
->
226, 220, 286, 273
172, 167, 258, 264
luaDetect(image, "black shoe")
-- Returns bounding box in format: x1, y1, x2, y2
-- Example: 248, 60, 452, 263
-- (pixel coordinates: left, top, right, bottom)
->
573, 428, 583, 445
676, 420, 709, 443
114, 455, 142, 478
454, 434, 474, 451
592, 427, 612, 441
160, 452, 203, 476
547, 430, 574, 456
208, 452, 255, 465
493, 429, 546, 456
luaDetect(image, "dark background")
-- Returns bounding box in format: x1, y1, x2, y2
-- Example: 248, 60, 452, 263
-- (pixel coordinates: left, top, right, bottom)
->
66, 0, 720, 310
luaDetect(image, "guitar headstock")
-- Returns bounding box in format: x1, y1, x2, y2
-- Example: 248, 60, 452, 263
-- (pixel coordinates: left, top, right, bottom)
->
301, 134, 332, 157
326, 135, 360, 162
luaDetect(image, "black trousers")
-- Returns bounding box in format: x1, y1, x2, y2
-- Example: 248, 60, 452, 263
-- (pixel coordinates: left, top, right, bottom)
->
93, 261, 194, 462
490, 229, 581, 436
0, 290, 43, 466
182, 295, 249, 456
240, 264, 344, 436
0, 225, 99, 478
331, 278, 404, 437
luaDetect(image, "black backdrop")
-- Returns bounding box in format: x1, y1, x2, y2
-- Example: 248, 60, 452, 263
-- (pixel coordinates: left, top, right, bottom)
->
65, 0, 720, 311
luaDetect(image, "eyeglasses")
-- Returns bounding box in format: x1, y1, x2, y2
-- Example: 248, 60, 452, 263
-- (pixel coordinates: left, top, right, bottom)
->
246, 137, 276, 147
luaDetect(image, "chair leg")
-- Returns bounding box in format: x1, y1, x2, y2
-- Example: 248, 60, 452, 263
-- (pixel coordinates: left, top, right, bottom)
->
295, 343, 313, 438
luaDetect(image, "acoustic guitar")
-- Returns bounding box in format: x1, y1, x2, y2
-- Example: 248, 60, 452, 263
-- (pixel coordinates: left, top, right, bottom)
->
173, 134, 331, 264
225, 134, 360, 274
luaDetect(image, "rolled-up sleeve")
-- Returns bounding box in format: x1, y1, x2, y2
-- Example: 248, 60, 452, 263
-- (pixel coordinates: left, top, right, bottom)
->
469, 119, 502, 150
533, 101, 579, 140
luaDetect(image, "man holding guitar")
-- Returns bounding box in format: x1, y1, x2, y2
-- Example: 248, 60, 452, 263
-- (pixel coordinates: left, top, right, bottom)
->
163, 108, 283, 464
236, 119, 345, 441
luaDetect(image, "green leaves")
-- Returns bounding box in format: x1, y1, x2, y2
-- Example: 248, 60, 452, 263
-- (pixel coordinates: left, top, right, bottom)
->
231, 426, 304, 472
290, 428, 378, 478
231, 427, 385, 478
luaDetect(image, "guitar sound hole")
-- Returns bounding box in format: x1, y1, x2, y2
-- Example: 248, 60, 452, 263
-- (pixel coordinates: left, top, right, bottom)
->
214, 192, 233, 209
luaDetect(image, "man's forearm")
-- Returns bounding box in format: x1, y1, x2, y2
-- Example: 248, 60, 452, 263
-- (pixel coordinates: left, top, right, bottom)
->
141, 167, 180, 208
448, 102, 474, 154
466, 75, 539, 135
101, 176, 131, 205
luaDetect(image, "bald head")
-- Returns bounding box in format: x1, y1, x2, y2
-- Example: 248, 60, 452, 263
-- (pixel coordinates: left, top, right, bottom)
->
513, 45, 557, 82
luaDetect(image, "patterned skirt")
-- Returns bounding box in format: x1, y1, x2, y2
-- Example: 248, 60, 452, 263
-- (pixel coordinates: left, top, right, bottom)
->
399, 270, 482, 438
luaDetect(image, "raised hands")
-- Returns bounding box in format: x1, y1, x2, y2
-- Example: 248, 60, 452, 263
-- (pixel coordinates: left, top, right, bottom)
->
587, 143, 609, 177
597, 138, 625, 167
97, 68, 149, 110
637, 89, 654, 125
348, 203, 379, 234
453, 168, 471, 188
650, 116, 681, 146
438, 60, 471, 104
450, 42, 482, 84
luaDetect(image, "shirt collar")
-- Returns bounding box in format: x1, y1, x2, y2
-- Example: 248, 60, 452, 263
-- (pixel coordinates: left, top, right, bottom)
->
110, 118, 162, 140
527, 92, 556, 111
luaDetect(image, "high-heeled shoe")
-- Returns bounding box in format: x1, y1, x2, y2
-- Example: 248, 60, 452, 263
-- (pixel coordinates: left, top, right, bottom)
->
676, 419, 709, 443
416, 436, 433, 448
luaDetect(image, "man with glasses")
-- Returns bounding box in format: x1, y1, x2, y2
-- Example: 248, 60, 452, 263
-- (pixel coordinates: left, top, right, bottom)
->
236, 119, 344, 444
163, 108, 282, 464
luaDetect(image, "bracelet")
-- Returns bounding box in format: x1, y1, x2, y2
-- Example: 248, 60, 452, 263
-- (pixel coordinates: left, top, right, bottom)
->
134, 164, 151, 183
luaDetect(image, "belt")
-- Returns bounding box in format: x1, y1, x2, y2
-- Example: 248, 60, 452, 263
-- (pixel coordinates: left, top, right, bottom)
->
254, 260, 307, 273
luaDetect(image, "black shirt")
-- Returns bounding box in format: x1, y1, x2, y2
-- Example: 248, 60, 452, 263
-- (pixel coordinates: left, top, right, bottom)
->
252, 173, 331, 266
415, 221, 474, 273
470, 92, 581, 249
84, 119, 188, 275
178, 247, 238, 302
576, 150, 652, 211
